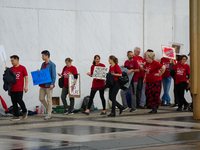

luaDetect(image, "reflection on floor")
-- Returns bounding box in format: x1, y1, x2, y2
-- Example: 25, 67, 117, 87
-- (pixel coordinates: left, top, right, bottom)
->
0, 106, 199, 150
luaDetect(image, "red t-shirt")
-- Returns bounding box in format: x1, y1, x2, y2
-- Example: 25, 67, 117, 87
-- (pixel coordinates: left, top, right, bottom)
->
172, 63, 190, 84
91, 63, 106, 88
160, 57, 171, 79
133, 56, 145, 78
61, 65, 78, 87
144, 60, 163, 83
124, 59, 139, 82
10, 65, 28, 92
40, 63, 48, 88
109, 64, 122, 81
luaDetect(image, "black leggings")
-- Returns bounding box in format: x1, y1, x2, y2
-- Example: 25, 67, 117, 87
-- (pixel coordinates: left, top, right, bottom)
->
10, 91, 27, 117
176, 81, 188, 108
88, 89, 106, 110
174, 79, 179, 104
109, 81, 123, 114
136, 77, 143, 106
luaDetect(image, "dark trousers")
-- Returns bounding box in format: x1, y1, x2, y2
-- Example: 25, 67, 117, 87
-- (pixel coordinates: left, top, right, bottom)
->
176, 81, 188, 108
10, 91, 27, 117
88, 89, 106, 110
174, 79, 179, 104
136, 77, 143, 106
109, 81, 123, 114
61, 87, 74, 111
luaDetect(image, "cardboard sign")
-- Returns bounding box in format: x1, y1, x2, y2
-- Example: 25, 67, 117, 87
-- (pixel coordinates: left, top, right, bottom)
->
31, 68, 52, 85
162, 46, 176, 59
92, 66, 108, 80
68, 73, 81, 98
0, 45, 7, 61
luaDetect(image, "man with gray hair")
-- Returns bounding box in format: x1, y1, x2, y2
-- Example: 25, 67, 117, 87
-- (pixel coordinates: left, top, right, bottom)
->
133, 47, 146, 108
121, 51, 139, 112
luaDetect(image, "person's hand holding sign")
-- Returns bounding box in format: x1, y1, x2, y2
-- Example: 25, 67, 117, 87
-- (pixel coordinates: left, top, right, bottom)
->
86, 72, 92, 77
71, 79, 77, 92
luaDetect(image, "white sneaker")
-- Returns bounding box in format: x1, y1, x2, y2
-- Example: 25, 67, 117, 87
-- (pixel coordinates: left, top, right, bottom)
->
44, 115, 51, 120
123, 107, 129, 112
22, 112, 28, 120
11, 116, 20, 121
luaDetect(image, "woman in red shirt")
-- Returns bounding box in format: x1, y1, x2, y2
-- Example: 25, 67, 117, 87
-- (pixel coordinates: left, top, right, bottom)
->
58, 58, 78, 115
82, 55, 106, 115
144, 52, 166, 113
108, 55, 124, 117
171, 55, 190, 111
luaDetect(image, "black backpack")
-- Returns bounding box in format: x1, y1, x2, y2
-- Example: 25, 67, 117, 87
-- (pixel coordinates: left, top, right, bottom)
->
119, 71, 129, 89
106, 72, 115, 88
58, 66, 67, 88
81, 96, 94, 110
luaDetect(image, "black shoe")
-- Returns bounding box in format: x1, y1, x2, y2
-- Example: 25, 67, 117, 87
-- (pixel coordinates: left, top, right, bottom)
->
82, 111, 89, 115
176, 108, 182, 111
148, 110, 157, 113
161, 101, 166, 106
137, 106, 144, 109
184, 103, 189, 110
67, 111, 74, 115
100, 112, 106, 115
119, 108, 123, 115
107, 113, 116, 117
130, 108, 137, 112
171, 104, 178, 108
166, 103, 171, 106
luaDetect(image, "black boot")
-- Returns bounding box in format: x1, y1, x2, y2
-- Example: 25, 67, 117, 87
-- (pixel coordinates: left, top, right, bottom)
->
149, 106, 157, 113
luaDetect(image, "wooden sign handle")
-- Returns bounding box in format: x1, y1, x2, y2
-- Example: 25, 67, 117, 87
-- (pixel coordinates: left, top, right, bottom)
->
1, 52, 7, 68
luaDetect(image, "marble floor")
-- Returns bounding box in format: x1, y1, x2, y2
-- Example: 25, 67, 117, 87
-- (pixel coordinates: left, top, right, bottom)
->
0, 106, 200, 150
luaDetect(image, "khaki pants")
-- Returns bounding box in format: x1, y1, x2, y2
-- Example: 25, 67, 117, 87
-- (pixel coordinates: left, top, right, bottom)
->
39, 87, 53, 116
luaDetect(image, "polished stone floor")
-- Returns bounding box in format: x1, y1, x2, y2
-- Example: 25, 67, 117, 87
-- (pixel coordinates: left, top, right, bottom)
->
0, 106, 200, 150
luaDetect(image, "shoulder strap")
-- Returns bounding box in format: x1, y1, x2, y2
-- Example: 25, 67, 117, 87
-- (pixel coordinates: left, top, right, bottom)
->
63, 66, 67, 72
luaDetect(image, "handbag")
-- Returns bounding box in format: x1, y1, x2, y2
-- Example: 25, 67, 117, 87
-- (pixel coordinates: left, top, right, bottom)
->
115, 65, 129, 88
58, 66, 67, 88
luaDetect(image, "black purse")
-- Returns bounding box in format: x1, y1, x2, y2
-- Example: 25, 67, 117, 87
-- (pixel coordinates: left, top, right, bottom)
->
58, 66, 67, 88
115, 65, 129, 88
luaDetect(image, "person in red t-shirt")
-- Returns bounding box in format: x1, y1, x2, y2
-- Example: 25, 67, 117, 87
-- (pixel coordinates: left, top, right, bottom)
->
120, 51, 139, 112
9, 55, 28, 121
58, 58, 78, 115
133, 47, 146, 108
171, 55, 190, 111
160, 57, 172, 106
143, 52, 166, 113
107, 55, 124, 117
82, 55, 106, 115
171, 54, 181, 108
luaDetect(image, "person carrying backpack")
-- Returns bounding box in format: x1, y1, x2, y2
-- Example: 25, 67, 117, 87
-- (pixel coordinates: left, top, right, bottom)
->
107, 55, 124, 117
82, 55, 106, 115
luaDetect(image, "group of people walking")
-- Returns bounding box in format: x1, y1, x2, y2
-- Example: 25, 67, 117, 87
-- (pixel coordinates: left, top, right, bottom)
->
4, 48, 191, 121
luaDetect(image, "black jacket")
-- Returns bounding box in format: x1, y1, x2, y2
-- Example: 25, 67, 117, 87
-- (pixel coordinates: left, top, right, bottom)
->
3, 68, 16, 95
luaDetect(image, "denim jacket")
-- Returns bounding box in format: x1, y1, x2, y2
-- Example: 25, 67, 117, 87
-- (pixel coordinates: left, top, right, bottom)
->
40, 60, 56, 87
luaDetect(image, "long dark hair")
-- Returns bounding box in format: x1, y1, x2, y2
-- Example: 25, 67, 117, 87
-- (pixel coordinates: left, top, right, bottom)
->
109, 55, 118, 64
93, 55, 100, 66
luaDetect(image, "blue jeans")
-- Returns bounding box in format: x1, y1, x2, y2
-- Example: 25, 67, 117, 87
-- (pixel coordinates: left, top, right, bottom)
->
161, 77, 172, 103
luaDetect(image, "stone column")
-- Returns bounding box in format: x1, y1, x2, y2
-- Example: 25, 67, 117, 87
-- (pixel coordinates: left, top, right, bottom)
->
190, 0, 200, 119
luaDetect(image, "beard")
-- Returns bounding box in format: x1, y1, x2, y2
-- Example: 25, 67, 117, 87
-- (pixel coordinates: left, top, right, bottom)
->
129, 57, 133, 61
